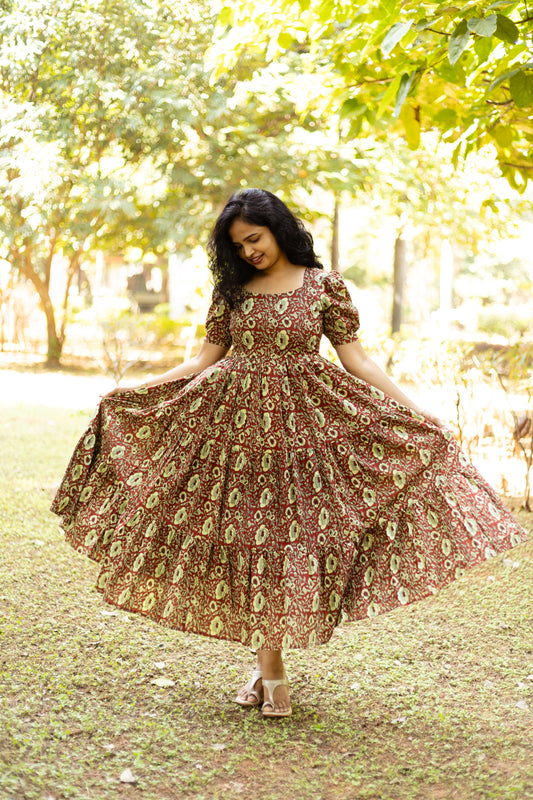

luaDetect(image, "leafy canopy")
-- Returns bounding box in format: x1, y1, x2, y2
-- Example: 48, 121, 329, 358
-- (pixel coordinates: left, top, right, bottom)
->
211, 1, 533, 191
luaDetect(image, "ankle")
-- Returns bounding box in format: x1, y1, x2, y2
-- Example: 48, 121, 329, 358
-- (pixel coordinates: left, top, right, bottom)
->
257, 649, 285, 678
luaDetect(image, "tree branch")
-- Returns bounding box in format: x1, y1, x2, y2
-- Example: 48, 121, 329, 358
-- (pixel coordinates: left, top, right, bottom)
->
501, 161, 533, 169
59, 248, 83, 346
18, 240, 55, 313
44, 229, 60, 288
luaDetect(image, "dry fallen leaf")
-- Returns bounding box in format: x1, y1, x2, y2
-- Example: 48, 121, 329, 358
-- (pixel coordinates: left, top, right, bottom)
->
119, 768, 137, 784
151, 677, 175, 688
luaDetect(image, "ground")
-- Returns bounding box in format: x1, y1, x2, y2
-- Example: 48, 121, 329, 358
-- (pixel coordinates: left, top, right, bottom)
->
0, 368, 532, 800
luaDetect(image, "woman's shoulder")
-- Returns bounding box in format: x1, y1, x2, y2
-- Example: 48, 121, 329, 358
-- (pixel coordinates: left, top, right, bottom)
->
308, 268, 348, 292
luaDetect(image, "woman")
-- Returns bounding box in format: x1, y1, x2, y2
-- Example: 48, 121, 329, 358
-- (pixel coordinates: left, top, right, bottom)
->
51, 188, 527, 719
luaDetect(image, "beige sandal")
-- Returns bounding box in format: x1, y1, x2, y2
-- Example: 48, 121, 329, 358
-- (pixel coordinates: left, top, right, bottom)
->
261, 673, 292, 718
234, 668, 263, 708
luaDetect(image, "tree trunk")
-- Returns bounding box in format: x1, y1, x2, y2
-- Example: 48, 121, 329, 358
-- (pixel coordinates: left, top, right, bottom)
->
331, 193, 340, 271
391, 234, 407, 334
43, 296, 63, 367
57, 249, 83, 351
15, 241, 64, 367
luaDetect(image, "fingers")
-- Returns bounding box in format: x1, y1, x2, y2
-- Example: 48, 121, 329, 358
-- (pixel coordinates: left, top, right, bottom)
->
417, 409, 448, 429
100, 386, 133, 398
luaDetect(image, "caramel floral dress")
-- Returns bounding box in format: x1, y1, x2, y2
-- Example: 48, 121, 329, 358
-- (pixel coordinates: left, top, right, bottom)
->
51, 267, 527, 649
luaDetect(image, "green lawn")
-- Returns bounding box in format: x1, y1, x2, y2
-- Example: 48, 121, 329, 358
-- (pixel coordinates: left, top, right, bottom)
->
0, 402, 532, 800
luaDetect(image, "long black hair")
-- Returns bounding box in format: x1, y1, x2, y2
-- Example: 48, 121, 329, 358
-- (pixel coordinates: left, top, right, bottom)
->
207, 188, 323, 307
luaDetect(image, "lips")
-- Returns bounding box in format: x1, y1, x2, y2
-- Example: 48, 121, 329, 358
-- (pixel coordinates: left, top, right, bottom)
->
250, 255, 263, 265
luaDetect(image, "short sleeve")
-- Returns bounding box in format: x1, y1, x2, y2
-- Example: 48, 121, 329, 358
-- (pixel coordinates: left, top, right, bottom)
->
321, 271, 360, 346
204, 290, 232, 348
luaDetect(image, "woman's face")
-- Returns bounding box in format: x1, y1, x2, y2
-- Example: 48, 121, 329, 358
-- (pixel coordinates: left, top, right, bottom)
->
229, 218, 287, 272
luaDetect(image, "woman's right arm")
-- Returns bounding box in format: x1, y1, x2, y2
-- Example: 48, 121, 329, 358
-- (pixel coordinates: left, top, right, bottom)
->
106, 340, 230, 396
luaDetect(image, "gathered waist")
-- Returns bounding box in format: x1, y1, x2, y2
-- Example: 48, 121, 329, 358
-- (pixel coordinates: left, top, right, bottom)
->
220, 351, 327, 377
230, 350, 321, 362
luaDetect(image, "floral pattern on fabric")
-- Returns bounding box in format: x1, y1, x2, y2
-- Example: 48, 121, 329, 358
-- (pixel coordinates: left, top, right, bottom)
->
51, 267, 528, 649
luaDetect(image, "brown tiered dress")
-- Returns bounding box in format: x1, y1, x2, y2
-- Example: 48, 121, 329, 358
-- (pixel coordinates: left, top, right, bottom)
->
51, 267, 527, 648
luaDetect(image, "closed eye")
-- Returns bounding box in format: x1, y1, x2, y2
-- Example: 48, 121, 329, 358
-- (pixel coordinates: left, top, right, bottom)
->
234, 237, 259, 250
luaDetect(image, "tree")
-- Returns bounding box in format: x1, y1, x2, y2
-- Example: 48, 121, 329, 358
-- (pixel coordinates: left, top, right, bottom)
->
1, 0, 217, 365
0, 0, 365, 365
335, 134, 525, 332
211, 0, 533, 191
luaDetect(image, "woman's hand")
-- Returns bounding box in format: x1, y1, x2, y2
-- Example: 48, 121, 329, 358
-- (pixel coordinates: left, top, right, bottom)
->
101, 385, 140, 398
417, 408, 447, 429
335, 342, 450, 431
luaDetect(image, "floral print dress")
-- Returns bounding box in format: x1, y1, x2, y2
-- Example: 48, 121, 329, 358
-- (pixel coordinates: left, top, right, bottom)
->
51, 267, 527, 649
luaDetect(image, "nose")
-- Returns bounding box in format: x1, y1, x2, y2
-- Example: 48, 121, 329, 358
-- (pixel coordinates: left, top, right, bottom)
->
243, 242, 255, 258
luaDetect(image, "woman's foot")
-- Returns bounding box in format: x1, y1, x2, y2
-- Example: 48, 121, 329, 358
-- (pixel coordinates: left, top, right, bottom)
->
258, 650, 292, 717
234, 666, 263, 707
262, 674, 292, 717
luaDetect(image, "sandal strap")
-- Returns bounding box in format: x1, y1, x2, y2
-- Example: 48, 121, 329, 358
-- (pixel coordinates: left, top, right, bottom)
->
262, 677, 289, 710
245, 668, 263, 701
248, 669, 262, 690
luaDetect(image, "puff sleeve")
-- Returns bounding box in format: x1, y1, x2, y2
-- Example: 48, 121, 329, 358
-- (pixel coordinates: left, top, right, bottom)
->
321, 270, 360, 346
204, 290, 232, 348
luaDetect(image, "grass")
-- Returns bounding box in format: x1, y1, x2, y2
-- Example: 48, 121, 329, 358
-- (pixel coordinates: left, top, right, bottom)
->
0, 401, 532, 800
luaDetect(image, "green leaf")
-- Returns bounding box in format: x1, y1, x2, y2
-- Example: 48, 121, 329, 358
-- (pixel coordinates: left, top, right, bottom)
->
433, 108, 458, 130
509, 70, 533, 108
277, 31, 293, 49
376, 73, 402, 119
347, 115, 364, 138
451, 141, 462, 169
474, 36, 493, 65
487, 0, 519, 9
488, 67, 522, 93
494, 14, 519, 43
504, 166, 528, 193
436, 58, 466, 86
467, 15, 497, 37
317, 0, 335, 23
489, 124, 514, 148
217, 6, 233, 27
399, 103, 420, 149
415, 18, 431, 31
393, 72, 414, 118
339, 98, 366, 118
381, 21, 413, 57
448, 19, 470, 65
378, 0, 397, 15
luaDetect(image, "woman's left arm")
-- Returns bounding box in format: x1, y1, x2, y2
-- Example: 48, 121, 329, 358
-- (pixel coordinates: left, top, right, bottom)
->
335, 340, 445, 428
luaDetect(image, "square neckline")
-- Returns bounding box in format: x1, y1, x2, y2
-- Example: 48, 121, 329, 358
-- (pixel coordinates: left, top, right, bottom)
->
242, 267, 309, 297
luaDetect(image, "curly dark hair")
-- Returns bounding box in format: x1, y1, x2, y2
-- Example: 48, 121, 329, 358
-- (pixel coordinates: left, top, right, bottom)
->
207, 188, 323, 307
